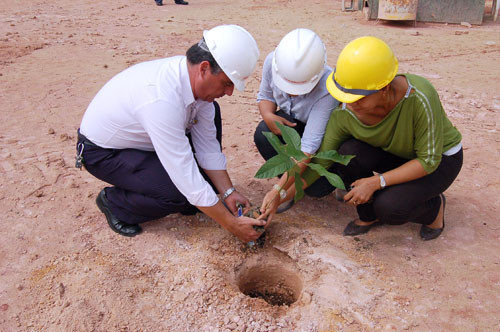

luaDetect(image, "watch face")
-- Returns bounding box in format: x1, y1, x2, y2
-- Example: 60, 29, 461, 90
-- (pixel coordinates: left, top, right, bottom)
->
380, 175, 386, 188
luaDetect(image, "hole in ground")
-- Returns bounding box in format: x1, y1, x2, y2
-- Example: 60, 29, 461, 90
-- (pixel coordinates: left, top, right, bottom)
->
235, 250, 303, 306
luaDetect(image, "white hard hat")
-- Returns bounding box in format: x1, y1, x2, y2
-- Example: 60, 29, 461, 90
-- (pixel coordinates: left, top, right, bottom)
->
203, 25, 260, 91
272, 28, 326, 95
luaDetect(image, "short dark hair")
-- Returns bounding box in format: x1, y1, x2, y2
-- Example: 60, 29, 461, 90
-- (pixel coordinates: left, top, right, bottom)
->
186, 39, 222, 75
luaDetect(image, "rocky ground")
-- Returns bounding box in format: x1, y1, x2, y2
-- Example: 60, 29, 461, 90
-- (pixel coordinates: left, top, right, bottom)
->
1, 0, 499, 331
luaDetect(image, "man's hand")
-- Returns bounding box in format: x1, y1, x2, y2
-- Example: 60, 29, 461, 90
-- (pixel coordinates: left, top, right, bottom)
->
224, 190, 251, 215
197, 200, 265, 243
227, 215, 267, 242
263, 113, 297, 135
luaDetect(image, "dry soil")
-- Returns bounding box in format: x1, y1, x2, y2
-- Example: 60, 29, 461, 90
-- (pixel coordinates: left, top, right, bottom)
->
1, 1, 500, 331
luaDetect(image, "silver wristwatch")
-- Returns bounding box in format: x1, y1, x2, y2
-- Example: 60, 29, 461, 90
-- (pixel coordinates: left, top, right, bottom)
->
222, 187, 236, 201
379, 174, 386, 189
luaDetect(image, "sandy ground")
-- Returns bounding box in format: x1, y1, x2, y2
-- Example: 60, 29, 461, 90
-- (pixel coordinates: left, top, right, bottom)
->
1, 0, 500, 331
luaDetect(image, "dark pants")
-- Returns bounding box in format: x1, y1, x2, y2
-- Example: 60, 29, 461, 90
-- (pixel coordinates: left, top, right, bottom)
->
253, 110, 306, 161
307, 139, 463, 225
77, 102, 222, 224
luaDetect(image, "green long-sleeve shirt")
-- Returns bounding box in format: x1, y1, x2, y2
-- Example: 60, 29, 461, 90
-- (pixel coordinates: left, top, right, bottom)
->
303, 74, 462, 186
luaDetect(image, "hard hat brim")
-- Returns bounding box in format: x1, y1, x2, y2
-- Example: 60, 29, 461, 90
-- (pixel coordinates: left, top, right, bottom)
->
272, 66, 319, 96
326, 71, 365, 104
233, 79, 245, 92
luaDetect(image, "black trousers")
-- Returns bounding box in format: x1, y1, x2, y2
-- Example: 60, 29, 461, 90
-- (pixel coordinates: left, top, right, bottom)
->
306, 139, 463, 225
77, 102, 222, 224
253, 110, 306, 161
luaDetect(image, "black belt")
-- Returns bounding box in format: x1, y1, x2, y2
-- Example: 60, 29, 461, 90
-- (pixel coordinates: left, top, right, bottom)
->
76, 129, 100, 169
77, 129, 99, 147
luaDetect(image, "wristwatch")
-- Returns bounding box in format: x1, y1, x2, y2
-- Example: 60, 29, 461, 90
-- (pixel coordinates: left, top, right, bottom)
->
379, 174, 386, 189
273, 184, 287, 199
222, 187, 236, 201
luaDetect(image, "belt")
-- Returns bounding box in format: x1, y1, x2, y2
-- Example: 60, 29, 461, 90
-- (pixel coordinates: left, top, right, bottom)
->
77, 129, 99, 147
76, 129, 101, 169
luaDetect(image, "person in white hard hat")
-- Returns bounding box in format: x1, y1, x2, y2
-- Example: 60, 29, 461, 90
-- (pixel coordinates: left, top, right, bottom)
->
254, 28, 339, 213
76, 25, 264, 242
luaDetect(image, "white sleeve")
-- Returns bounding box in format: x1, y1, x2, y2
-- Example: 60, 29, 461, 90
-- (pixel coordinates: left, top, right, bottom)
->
135, 100, 219, 207
190, 103, 227, 170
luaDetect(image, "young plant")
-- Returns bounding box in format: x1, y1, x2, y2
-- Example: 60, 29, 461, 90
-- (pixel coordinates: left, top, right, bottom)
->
255, 122, 354, 203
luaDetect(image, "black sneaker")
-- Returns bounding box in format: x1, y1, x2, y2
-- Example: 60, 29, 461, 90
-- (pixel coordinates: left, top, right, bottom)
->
96, 189, 142, 237
155, 0, 163, 6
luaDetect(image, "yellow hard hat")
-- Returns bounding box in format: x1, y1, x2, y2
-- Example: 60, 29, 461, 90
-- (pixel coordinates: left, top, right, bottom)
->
327, 36, 398, 103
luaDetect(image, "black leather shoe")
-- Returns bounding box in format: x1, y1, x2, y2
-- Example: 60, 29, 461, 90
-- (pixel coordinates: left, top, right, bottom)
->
155, 0, 163, 6
343, 220, 381, 236
420, 194, 445, 241
174, 0, 189, 4
96, 189, 142, 237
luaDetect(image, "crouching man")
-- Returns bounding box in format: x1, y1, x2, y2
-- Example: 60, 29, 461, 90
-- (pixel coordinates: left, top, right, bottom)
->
76, 25, 265, 242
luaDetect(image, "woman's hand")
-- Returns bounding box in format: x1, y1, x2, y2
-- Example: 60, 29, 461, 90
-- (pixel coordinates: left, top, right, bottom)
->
258, 189, 282, 225
344, 176, 380, 206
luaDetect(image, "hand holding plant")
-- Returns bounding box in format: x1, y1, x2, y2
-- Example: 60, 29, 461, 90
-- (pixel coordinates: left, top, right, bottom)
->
255, 121, 354, 214
258, 188, 285, 223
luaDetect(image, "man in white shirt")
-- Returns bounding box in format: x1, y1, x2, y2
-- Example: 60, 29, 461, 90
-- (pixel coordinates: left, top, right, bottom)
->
76, 25, 265, 242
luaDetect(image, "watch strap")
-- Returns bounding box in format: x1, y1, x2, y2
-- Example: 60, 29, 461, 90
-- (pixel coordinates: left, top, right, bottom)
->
222, 187, 236, 201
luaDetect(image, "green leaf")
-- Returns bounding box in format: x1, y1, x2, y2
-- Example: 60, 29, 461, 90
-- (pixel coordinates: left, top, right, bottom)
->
293, 172, 305, 202
255, 154, 295, 179
262, 131, 286, 155
307, 163, 346, 190
314, 150, 355, 166
284, 145, 307, 161
275, 122, 301, 150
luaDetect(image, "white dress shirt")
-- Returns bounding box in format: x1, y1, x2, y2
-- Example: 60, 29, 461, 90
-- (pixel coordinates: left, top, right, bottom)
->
257, 51, 339, 154
80, 56, 225, 207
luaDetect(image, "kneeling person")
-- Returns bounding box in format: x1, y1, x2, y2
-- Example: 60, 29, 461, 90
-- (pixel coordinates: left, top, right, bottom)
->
254, 28, 339, 161
76, 25, 265, 242
253, 28, 339, 213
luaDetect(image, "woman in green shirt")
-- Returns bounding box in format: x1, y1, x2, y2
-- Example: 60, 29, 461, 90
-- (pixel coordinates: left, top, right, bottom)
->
259, 36, 463, 241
